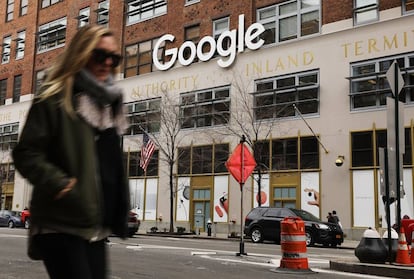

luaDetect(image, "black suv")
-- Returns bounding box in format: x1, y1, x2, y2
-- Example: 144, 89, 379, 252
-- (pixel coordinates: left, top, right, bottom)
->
244, 207, 343, 247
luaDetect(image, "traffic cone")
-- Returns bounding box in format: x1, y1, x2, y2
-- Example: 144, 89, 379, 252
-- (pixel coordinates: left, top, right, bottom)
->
395, 227, 411, 265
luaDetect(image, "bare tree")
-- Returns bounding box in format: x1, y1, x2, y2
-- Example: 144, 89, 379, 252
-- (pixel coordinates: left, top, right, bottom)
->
218, 70, 287, 206
146, 89, 184, 233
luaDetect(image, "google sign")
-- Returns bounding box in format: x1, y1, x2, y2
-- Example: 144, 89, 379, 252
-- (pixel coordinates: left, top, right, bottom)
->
152, 14, 265, 71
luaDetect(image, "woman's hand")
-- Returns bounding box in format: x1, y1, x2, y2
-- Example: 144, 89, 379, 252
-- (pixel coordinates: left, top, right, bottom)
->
55, 178, 77, 200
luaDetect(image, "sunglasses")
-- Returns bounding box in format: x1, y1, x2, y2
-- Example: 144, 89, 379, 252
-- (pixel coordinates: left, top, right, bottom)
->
91, 48, 122, 67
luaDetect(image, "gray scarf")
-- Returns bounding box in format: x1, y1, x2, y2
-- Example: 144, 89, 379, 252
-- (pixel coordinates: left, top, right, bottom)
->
74, 69, 128, 135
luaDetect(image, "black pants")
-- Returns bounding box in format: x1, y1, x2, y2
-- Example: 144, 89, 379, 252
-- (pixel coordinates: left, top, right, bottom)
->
36, 233, 107, 279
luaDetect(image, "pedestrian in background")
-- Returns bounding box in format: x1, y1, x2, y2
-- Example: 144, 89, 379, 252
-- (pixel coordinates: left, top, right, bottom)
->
12, 25, 130, 279
332, 210, 342, 229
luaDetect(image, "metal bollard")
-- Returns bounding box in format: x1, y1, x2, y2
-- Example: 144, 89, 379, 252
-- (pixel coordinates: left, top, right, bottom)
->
207, 219, 212, 236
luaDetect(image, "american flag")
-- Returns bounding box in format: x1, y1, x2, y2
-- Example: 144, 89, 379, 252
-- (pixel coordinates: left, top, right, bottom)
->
140, 132, 156, 172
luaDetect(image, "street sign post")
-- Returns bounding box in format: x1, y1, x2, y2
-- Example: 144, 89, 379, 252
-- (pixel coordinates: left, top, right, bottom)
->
226, 135, 256, 256
385, 60, 405, 232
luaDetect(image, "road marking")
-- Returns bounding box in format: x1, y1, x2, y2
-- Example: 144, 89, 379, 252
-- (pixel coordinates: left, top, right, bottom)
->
0, 233, 26, 238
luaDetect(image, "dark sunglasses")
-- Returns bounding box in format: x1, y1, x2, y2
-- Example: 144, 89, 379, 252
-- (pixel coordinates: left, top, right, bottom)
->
91, 48, 122, 67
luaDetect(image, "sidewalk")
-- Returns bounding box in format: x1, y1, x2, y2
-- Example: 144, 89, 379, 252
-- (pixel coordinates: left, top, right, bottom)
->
142, 231, 414, 278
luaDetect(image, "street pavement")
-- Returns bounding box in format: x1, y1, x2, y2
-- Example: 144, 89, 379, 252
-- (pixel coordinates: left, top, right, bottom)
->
142, 231, 414, 279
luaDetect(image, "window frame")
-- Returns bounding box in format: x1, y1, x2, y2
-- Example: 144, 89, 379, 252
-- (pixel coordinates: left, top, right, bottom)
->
349, 53, 414, 111
403, 0, 414, 14
0, 79, 7, 106
253, 70, 320, 120
12, 74, 21, 103
1, 36, 12, 64
15, 30, 25, 59
0, 123, 19, 151
41, 0, 62, 9
96, 0, 109, 26
77, 7, 90, 28
125, 98, 161, 135
20, 0, 28, 16
353, 0, 378, 26
6, 0, 14, 22
257, 0, 320, 46
180, 86, 231, 129
126, 0, 167, 25
124, 37, 164, 77
37, 17, 67, 53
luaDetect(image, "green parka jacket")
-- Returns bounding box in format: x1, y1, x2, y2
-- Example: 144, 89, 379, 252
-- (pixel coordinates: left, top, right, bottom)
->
12, 94, 130, 240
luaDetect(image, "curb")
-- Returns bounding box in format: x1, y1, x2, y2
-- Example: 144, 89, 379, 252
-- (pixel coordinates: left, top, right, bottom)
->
330, 260, 414, 279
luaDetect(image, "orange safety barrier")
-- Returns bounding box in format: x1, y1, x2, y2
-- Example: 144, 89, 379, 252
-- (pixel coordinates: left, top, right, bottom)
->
279, 216, 309, 270
401, 219, 414, 245
395, 227, 412, 265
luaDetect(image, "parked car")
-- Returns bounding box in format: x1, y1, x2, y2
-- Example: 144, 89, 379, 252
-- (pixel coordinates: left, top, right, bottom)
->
0, 210, 25, 228
244, 207, 344, 247
128, 211, 140, 237
21, 209, 30, 229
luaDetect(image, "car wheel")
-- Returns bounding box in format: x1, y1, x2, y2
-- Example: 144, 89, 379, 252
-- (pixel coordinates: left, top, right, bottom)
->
250, 227, 264, 243
8, 221, 14, 228
305, 231, 314, 246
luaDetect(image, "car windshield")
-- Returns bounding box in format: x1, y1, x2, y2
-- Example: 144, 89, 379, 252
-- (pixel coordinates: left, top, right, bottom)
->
290, 208, 321, 222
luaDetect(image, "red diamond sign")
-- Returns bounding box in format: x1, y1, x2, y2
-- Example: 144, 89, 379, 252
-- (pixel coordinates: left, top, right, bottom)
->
226, 143, 256, 185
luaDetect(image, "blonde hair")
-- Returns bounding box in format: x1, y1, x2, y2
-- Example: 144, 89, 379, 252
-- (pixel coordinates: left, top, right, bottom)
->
38, 25, 119, 115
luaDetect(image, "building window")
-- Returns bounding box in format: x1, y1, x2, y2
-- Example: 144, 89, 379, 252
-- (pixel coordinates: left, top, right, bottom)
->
6, 0, 14, 22
353, 0, 378, 25
1, 163, 15, 183
12, 75, 21, 103
349, 53, 414, 110
2, 36, 11, 64
254, 70, 319, 120
20, 0, 28, 16
273, 187, 296, 208
77, 7, 90, 28
0, 123, 19, 151
183, 24, 200, 60
41, 0, 62, 8
351, 129, 412, 167
185, 0, 200, 5
257, 0, 320, 45
0, 79, 7, 105
15, 30, 25, 59
126, 98, 161, 135
126, 0, 167, 25
180, 86, 230, 129
404, 0, 414, 14
126, 150, 158, 177
96, 0, 109, 26
37, 18, 66, 52
125, 38, 165, 77
178, 144, 229, 175
213, 17, 230, 56
34, 70, 46, 95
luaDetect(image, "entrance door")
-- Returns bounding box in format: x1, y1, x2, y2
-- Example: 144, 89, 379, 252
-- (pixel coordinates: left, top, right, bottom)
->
192, 188, 211, 232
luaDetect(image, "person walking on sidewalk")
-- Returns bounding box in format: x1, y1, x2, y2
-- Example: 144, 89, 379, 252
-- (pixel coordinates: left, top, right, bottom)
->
12, 25, 130, 279
332, 210, 342, 229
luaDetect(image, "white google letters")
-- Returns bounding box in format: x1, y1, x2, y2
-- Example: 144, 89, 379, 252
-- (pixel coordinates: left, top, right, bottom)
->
153, 14, 265, 71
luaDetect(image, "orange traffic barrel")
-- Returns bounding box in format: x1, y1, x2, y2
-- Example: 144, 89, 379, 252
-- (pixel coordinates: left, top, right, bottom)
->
279, 216, 311, 271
